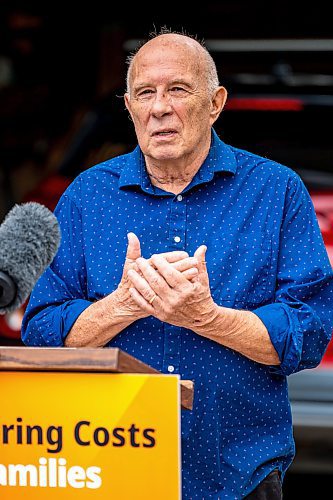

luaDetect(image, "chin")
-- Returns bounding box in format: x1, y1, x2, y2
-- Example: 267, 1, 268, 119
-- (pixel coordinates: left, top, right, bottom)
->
147, 146, 182, 162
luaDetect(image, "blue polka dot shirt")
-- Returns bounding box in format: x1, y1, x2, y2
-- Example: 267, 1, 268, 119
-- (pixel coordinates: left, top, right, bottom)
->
22, 130, 333, 498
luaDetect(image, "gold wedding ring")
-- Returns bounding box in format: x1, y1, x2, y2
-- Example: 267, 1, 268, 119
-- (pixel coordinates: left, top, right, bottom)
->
149, 294, 157, 305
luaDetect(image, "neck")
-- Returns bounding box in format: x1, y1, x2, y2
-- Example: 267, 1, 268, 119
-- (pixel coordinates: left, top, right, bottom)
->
144, 141, 211, 195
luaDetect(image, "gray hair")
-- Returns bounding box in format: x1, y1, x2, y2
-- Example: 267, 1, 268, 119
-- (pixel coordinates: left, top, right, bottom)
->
126, 28, 220, 96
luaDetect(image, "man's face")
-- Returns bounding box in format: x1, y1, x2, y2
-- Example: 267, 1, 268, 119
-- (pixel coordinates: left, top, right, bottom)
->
125, 42, 219, 163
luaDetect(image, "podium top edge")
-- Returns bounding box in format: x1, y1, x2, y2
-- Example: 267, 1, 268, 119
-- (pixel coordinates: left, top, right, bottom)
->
0, 346, 194, 410
0, 346, 158, 374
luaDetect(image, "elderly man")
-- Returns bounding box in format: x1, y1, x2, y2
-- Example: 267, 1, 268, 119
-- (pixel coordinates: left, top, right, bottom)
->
22, 32, 333, 499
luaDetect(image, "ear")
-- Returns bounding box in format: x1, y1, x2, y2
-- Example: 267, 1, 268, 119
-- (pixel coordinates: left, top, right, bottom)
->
210, 86, 228, 125
124, 93, 133, 117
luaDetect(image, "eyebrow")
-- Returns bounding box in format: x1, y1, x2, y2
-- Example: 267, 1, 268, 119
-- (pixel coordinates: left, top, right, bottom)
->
133, 79, 194, 91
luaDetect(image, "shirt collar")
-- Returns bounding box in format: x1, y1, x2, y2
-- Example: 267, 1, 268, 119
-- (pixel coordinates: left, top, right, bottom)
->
118, 129, 237, 194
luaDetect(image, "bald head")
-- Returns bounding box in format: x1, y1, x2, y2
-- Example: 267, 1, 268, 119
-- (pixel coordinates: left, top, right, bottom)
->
126, 33, 219, 96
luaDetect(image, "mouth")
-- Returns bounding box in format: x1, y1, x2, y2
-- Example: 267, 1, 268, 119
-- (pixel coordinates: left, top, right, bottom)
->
151, 129, 178, 138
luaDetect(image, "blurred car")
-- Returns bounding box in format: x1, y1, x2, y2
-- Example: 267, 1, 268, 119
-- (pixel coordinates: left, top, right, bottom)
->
287, 189, 333, 475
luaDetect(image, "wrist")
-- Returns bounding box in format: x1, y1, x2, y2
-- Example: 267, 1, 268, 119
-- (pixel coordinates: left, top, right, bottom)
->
110, 286, 147, 321
191, 301, 221, 335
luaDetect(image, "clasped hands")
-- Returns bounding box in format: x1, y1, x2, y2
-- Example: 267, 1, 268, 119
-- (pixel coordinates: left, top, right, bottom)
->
115, 232, 218, 333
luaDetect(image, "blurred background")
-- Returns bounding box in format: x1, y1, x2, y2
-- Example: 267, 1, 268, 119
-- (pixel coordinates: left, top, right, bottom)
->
0, 1, 332, 496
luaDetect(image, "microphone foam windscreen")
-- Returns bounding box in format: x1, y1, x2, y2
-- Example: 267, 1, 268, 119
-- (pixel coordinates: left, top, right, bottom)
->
0, 202, 61, 313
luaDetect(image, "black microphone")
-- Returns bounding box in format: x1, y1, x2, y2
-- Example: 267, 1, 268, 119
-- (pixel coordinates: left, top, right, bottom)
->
0, 202, 61, 314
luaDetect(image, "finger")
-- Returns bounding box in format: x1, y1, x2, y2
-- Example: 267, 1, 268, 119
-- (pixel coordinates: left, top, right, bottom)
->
129, 287, 156, 314
126, 232, 141, 262
182, 268, 199, 280
148, 251, 189, 265
135, 258, 172, 295
127, 268, 165, 302
193, 245, 209, 285
150, 254, 191, 289
171, 257, 198, 273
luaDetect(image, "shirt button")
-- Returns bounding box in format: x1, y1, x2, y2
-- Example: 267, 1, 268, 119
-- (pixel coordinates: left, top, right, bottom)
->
176, 194, 183, 201
167, 365, 175, 373
174, 236, 181, 243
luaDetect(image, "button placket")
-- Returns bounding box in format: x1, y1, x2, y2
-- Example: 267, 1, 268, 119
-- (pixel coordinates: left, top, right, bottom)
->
169, 194, 186, 248
162, 324, 182, 374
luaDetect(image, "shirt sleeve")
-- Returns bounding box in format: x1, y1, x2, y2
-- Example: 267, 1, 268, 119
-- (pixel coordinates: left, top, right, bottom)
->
252, 174, 333, 376
21, 190, 92, 346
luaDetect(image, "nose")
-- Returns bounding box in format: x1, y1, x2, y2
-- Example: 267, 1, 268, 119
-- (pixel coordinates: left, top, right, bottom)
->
150, 91, 172, 118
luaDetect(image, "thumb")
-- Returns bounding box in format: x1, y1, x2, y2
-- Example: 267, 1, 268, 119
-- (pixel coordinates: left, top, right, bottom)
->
126, 232, 141, 262
193, 245, 209, 284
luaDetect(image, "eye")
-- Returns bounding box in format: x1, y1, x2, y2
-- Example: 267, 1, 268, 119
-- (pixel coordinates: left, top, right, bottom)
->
137, 89, 154, 99
169, 86, 188, 96
171, 86, 186, 92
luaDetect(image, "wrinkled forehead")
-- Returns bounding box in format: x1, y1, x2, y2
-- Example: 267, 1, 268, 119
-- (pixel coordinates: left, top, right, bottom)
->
129, 41, 204, 88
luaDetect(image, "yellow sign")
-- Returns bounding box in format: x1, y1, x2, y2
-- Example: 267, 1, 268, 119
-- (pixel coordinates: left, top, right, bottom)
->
0, 372, 181, 499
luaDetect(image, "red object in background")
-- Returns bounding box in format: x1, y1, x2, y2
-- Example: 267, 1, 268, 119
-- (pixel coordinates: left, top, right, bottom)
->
310, 190, 333, 364
22, 174, 71, 211
310, 191, 333, 266
225, 97, 304, 112
0, 174, 71, 341
322, 340, 333, 366
0, 303, 26, 339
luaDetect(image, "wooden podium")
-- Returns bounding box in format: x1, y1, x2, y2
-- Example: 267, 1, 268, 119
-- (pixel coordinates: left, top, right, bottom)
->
0, 346, 194, 499
0, 346, 194, 410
